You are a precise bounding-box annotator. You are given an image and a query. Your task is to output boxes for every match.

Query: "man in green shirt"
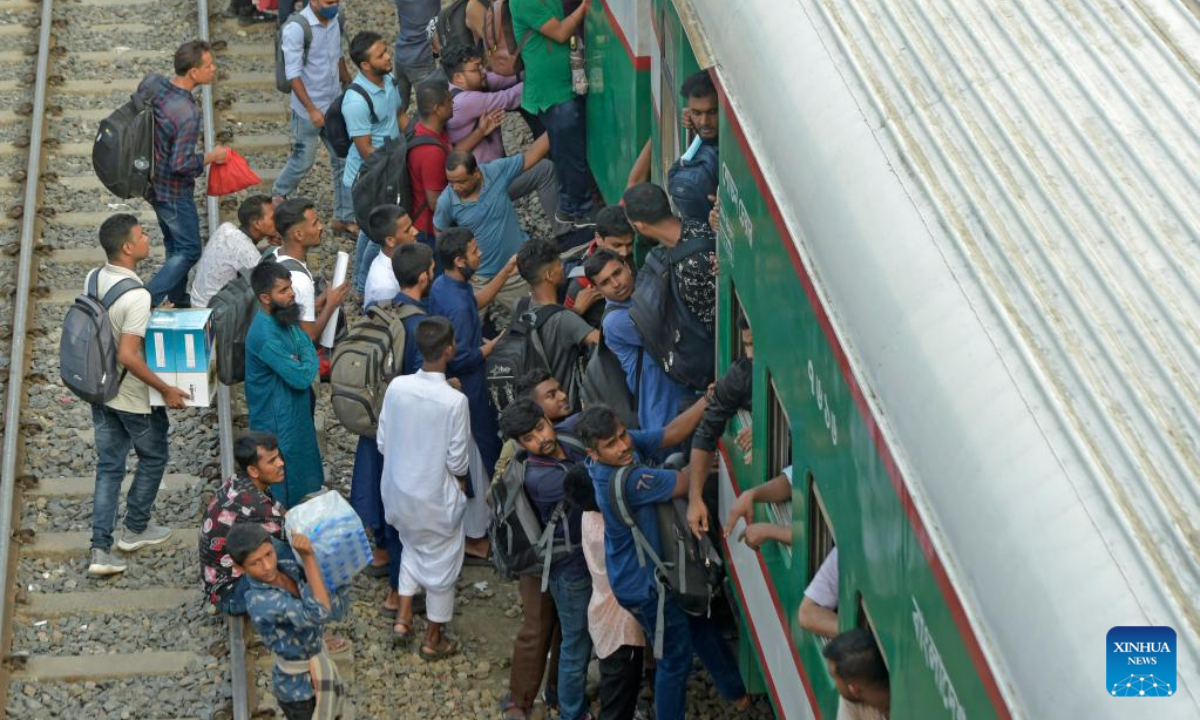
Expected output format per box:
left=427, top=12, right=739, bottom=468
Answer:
left=511, top=0, right=595, bottom=228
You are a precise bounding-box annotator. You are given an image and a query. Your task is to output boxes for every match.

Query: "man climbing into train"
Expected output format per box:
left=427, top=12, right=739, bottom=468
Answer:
left=668, top=70, right=721, bottom=224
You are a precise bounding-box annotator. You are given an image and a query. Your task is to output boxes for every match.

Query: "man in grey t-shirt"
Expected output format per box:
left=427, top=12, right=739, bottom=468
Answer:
left=393, top=0, right=440, bottom=106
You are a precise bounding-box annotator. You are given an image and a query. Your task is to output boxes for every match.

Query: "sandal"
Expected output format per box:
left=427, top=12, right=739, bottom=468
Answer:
left=324, top=634, right=351, bottom=656
left=392, top=617, right=415, bottom=647
left=364, top=562, right=389, bottom=578
left=418, top=636, right=458, bottom=661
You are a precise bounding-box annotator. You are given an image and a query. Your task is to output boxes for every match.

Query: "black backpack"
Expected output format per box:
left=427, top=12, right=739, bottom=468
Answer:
left=609, top=464, right=723, bottom=658
left=59, top=269, right=145, bottom=404
left=580, top=338, right=639, bottom=429
left=92, top=81, right=157, bottom=201
left=487, top=432, right=585, bottom=589
left=322, top=85, right=373, bottom=159
left=666, top=142, right=719, bottom=223
left=485, top=302, right=579, bottom=415
left=275, top=14, right=312, bottom=94
left=435, top=0, right=479, bottom=53
left=628, top=238, right=716, bottom=392
left=207, top=268, right=258, bottom=385
left=351, top=130, right=445, bottom=238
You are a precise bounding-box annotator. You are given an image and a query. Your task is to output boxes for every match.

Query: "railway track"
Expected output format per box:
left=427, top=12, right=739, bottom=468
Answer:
left=0, top=1, right=289, bottom=717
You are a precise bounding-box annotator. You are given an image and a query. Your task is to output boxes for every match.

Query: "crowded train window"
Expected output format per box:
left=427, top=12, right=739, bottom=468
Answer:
left=807, top=472, right=836, bottom=584
left=730, top=288, right=747, bottom=361
left=764, top=375, right=793, bottom=561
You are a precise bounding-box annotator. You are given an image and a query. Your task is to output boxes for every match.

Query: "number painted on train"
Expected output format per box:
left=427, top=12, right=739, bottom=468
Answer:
left=807, top=360, right=839, bottom=446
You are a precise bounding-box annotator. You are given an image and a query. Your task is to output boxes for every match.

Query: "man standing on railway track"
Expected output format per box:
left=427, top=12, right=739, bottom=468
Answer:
left=244, top=261, right=324, bottom=508
left=273, top=0, right=358, bottom=240
left=138, top=40, right=231, bottom=308
left=87, top=214, right=189, bottom=577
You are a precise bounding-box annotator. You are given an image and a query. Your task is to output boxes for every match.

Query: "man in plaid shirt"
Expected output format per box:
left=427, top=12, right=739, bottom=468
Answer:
left=136, top=40, right=231, bottom=307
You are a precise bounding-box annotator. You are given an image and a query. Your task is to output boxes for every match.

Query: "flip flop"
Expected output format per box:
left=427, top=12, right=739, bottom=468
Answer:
left=392, top=617, right=415, bottom=647
left=325, top=634, right=352, bottom=657
left=380, top=604, right=398, bottom=619
left=418, top=636, right=458, bottom=662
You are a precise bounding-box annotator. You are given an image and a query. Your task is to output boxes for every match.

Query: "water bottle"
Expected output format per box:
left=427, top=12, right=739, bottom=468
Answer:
left=570, top=37, right=588, bottom=96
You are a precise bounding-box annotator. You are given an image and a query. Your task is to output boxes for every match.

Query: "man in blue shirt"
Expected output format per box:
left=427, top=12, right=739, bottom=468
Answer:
left=343, top=31, right=406, bottom=295
left=584, top=250, right=685, bottom=449
left=435, top=137, right=551, bottom=330
left=575, top=404, right=749, bottom=720
left=429, top=228, right=517, bottom=479
left=348, top=243, right=432, bottom=630
left=498, top=399, right=593, bottom=720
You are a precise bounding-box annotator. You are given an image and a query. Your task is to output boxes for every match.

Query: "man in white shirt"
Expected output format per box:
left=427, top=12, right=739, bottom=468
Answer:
left=361, top=204, right=419, bottom=309
left=824, top=629, right=891, bottom=720
left=799, top=548, right=839, bottom=638
left=267, top=198, right=349, bottom=342
left=272, top=0, right=357, bottom=236
left=378, top=317, right=470, bottom=661
left=87, top=214, right=190, bottom=577
left=190, top=195, right=277, bottom=308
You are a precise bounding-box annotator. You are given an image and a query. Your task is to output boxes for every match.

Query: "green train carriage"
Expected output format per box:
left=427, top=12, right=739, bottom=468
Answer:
left=582, top=0, right=1200, bottom=718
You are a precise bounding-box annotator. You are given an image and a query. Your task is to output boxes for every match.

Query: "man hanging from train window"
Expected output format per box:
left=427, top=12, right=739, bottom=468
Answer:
left=668, top=70, right=721, bottom=224
left=824, top=628, right=891, bottom=720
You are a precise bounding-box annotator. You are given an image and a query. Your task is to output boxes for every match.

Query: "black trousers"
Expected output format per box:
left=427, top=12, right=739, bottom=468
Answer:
left=598, top=645, right=645, bottom=720
left=278, top=698, right=315, bottom=720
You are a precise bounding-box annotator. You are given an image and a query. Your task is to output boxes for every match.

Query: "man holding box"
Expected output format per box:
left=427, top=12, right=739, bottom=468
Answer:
left=245, top=261, right=323, bottom=508
left=87, top=214, right=190, bottom=577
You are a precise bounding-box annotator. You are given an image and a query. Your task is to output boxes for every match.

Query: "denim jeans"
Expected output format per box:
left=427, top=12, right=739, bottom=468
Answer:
left=538, top=97, right=593, bottom=217
left=91, top=405, right=169, bottom=552
left=352, top=230, right=380, bottom=295
left=629, top=592, right=746, bottom=720
left=548, top=573, right=593, bottom=720
left=273, top=110, right=353, bottom=223
left=148, top=197, right=202, bottom=306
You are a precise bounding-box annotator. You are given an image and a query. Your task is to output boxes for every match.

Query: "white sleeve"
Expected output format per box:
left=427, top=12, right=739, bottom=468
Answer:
left=282, top=22, right=306, bottom=82
left=445, top=395, right=471, bottom=477
left=290, top=270, right=317, bottom=322
left=804, top=547, right=839, bottom=609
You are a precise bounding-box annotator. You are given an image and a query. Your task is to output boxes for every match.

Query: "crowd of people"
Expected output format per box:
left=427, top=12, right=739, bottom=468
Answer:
left=81, top=2, right=891, bottom=719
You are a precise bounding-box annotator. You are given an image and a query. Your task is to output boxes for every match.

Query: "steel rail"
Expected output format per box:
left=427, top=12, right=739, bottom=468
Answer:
left=195, top=3, right=248, bottom=719
left=0, top=0, right=55, bottom=679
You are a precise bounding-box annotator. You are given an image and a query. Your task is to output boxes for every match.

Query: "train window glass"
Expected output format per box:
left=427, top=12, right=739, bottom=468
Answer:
left=807, top=472, right=835, bottom=584
left=764, top=375, right=793, bottom=562
left=730, top=286, right=746, bottom=361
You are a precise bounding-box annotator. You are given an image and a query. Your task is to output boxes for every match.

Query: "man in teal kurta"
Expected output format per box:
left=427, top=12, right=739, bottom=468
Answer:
left=245, top=260, right=322, bottom=507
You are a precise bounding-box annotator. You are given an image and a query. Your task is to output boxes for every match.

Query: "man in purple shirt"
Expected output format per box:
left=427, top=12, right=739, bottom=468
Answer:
left=137, top=40, right=231, bottom=307
left=440, top=43, right=566, bottom=237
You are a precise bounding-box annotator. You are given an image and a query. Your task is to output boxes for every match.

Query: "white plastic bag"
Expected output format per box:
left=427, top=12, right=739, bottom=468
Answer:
left=285, top=490, right=371, bottom=589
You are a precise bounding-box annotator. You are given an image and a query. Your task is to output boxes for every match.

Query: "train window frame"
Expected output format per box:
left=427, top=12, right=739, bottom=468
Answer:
left=763, top=374, right=793, bottom=564
left=658, top=7, right=680, bottom=178
left=807, top=472, right=835, bottom=585
left=729, top=286, right=746, bottom=361
left=855, top=593, right=890, bottom=672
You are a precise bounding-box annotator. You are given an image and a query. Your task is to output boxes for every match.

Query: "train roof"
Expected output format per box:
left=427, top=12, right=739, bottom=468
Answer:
left=684, top=0, right=1200, bottom=715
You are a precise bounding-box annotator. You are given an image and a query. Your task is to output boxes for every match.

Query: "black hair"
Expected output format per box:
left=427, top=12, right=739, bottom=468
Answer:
left=349, top=31, right=383, bottom=68
left=440, top=42, right=483, bottom=78
left=445, top=149, right=478, bottom=174
left=498, top=398, right=547, bottom=441
left=367, top=204, right=407, bottom=246
left=575, top=405, right=620, bottom=450
left=435, top=227, right=475, bottom=270
left=237, top=194, right=272, bottom=232
left=594, top=206, right=634, bottom=239
left=226, top=522, right=271, bottom=565
left=174, top=40, right=211, bottom=76
left=583, top=248, right=624, bottom=283
left=822, top=629, right=889, bottom=689
left=391, top=243, right=434, bottom=288
left=415, top=316, right=455, bottom=360
left=516, top=238, right=561, bottom=285
left=680, top=69, right=716, bottom=100
left=251, top=260, right=291, bottom=298
left=234, top=431, right=279, bottom=473
left=274, top=197, right=315, bottom=241
left=416, top=78, right=450, bottom=117
left=622, top=183, right=673, bottom=225
left=563, top=464, right=600, bottom=513
left=515, top=369, right=554, bottom=399
left=98, top=213, right=140, bottom=260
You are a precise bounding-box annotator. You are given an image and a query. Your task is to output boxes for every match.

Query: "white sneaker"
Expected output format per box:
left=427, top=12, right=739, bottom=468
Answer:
left=88, top=548, right=127, bottom=576
left=116, top=523, right=172, bottom=552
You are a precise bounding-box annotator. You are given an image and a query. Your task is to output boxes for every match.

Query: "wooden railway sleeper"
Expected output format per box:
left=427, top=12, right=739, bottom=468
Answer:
left=11, top=528, right=33, bottom=546
left=3, top=652, right=29, bottom=672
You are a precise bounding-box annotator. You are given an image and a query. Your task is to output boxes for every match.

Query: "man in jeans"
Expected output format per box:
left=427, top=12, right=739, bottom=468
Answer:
left=273, top=0, right=355, bottom=237
left=88, top=214, right=190, bottom=576
left=511, top=0, right=595, bottom=227
left=499, top=400, right=595, bottom=720
left=137, top=41, right=230, bottom=307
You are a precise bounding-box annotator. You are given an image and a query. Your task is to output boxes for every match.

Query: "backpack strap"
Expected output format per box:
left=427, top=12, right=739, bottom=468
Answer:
left=610, top=465, right=671, bottom=659
left=276, top=257, right=314, bottom=282
left=404, top=134, right=449, bottom=219
left=101, top=277, right=146, bottom=309
left=535, top=500, right=568, bottom=592
left=524, top=304, right=565, bottom=368
left=346, top=84, right=378, bottom=125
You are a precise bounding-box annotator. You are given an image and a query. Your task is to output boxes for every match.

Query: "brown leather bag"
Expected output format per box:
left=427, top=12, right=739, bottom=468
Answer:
left=483, top=0, right=534, bottom=77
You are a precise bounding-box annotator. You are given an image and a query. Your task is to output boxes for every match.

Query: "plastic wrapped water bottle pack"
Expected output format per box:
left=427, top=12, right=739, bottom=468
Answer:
left=285, top=490, right=372, bottom=589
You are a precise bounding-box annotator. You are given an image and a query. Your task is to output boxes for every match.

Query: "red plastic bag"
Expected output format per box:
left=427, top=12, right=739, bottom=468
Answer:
left=206, top=150, right=262, bottom=197
left=257, top=0, right=278, bottom=10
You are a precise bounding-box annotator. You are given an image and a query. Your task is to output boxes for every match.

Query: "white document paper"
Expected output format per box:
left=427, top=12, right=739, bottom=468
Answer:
left=320, top=250, right=349, bottom=349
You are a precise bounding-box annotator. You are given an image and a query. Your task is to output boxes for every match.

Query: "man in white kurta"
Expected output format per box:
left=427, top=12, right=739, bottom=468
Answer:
left=378, top=316, right=469, bottom=659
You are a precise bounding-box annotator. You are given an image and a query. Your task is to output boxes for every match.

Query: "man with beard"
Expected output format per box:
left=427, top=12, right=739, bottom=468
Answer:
left=265, top=198, right=349, bottom=343
left=245, top=261, right=322, bottom=508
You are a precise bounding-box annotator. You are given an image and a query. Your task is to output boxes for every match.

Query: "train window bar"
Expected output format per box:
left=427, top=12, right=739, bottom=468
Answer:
left=764, top=375, right=793, bottom=562
left=807, top=472, right=835, bottom=585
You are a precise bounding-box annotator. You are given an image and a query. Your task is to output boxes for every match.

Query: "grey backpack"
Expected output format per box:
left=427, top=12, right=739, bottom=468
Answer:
left=274, top=15, right=313, bottom=94
left=60, top=269, right=145, bottom=404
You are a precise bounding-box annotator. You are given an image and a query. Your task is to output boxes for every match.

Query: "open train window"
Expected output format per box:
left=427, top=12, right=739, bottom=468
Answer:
left=729, top=286, right=747, bottom=361
left=763, top=375, right=793, bottom=561
left=855, top=594, right=889, bottom=673
left=807, top=472, right=835, bottom=584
